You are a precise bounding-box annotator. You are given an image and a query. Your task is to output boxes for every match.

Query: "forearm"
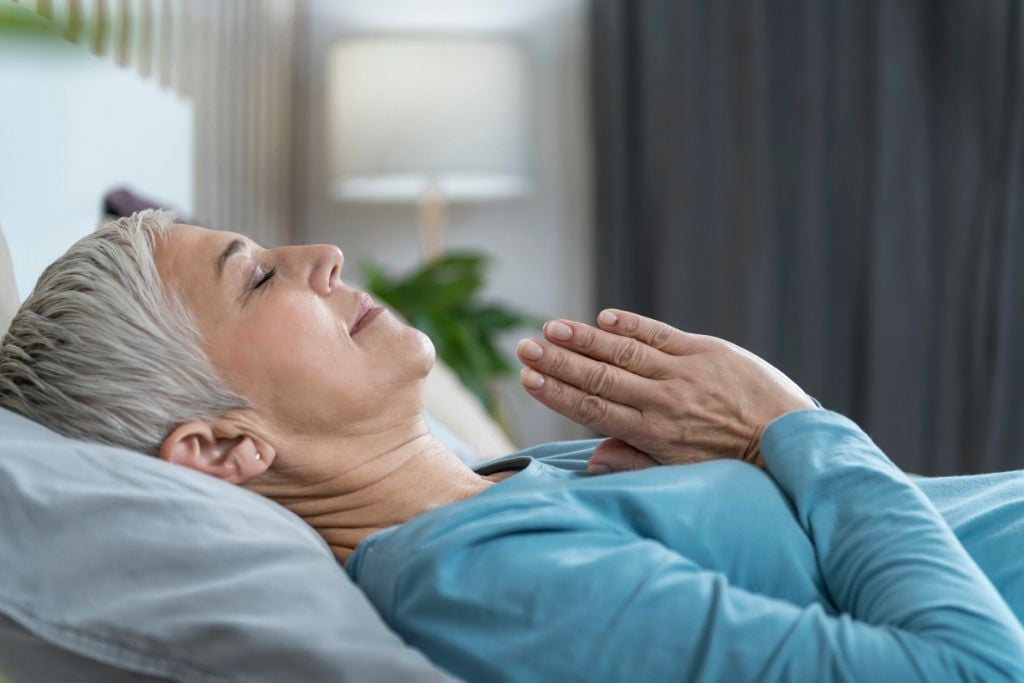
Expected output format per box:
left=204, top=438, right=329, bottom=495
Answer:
left=760, top=410, right=1024, bottom=678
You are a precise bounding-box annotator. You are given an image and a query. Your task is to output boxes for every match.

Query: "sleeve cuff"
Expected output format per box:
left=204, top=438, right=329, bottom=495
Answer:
left=758, top=409, right=895, bottom=512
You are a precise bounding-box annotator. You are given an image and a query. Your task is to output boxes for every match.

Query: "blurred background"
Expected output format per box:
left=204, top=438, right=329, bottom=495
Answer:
left=0, top=0, right=1020, bottom=474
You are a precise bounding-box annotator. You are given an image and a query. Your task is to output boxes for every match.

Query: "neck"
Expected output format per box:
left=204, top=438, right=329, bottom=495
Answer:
left=250, top=416, right=513, bottom=564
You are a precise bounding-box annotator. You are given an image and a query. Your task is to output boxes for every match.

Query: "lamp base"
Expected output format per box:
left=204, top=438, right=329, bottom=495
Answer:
left=418, top=183, right=448, bottom=261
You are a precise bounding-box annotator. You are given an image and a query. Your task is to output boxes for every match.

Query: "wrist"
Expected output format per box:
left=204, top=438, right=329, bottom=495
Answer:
left=740, top=427, right=766, bottom=468
left=745, top=399, right=821, bottom=468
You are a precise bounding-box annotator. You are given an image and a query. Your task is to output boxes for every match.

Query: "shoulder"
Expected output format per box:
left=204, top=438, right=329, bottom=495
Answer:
left=348, top=459, right=626, bottom=594
left=347, top=476, right=709, bottom=682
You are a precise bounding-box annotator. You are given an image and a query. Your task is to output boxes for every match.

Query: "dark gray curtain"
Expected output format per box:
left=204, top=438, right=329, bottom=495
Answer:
left=592, top=0, right=1024, bottom=475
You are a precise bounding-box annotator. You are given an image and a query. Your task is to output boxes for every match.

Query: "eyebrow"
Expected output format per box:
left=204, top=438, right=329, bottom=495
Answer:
left=216, top=238, right=246, bottom=279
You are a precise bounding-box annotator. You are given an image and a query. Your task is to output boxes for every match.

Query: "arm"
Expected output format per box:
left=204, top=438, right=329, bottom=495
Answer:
left=510, top=311, right=1024, bottom=679
left=751, top=409, right=1024, bottom=679
left=396, top=412, right=1023, bottom=682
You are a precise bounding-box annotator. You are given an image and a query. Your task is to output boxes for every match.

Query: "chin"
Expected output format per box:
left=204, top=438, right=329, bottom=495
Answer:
left=400, top=326, right=436, bottom=378
left=414, top=328, right=436, bottom=371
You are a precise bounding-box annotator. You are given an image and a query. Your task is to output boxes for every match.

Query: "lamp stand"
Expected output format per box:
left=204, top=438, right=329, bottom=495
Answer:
left=418, top=181, right=448, bottom=261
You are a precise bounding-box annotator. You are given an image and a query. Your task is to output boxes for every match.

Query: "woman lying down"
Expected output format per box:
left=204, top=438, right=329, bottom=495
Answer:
left=1, top=211, right=1022, bottom=682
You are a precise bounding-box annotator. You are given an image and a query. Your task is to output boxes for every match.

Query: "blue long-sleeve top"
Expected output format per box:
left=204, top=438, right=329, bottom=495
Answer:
left=346, top=410, right=1024, bottom=681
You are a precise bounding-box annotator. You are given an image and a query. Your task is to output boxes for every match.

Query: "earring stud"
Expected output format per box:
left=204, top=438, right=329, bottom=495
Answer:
left=254, top=452, right=262, bottom=461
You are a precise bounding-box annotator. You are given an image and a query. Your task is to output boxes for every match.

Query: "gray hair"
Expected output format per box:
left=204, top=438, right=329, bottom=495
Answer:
left=0, top=210, right=248, bottom=455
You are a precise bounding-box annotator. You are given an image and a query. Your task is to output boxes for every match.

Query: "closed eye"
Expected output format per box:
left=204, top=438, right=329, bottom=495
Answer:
left=253, top=267, right=276, bottom=290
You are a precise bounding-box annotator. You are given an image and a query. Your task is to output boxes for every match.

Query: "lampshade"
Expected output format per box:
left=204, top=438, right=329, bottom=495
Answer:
left=327, top=36, right=530, bottom=202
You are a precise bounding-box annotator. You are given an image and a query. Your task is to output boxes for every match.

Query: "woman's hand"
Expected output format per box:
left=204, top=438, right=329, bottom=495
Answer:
left=516, top=309, right=817, bottom=473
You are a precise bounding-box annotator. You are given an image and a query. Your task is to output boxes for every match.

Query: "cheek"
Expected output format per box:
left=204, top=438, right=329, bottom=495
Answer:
left=215, top=302, right=352, bottom=403
left=262, top=309, right=352, bottom=385
left=210, top=301, right=434, bottom=432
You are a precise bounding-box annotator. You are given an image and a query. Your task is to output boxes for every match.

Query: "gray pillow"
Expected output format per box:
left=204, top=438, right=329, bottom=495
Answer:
left=0, top=407, right=457, bottom=683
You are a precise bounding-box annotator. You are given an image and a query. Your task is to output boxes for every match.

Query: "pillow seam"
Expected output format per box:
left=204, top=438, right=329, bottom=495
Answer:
left=0, top=597, right=239, bottom=683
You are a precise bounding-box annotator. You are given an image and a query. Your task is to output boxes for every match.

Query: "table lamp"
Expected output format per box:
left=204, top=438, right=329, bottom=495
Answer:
left=327, top=36, right=530, bottom=259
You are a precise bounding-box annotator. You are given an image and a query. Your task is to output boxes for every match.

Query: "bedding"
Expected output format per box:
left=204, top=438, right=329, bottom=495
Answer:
left=0, top=612, right=169, bottom=683
left=0, top=405, right=457, bottom=682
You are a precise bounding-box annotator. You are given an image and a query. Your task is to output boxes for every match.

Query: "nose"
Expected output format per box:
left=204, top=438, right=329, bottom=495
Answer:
left=309, top=244, right=345, bottom=296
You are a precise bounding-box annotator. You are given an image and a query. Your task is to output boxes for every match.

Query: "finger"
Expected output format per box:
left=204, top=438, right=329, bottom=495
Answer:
left=594, top=309, right=701, bottom=356
left=540, top=319, right=670, bottom=379
left=587, top=438, right=659, bottom=475
left=516, top=337, right=659, bottom=406
left=519, top=368, right=644, bottom=441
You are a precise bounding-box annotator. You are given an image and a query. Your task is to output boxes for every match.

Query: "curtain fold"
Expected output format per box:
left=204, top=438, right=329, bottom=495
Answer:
left=592, top=0, right=1023, bottom=474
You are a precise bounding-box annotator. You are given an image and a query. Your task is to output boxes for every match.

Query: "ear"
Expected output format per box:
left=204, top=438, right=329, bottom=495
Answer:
left=159, top=419, right=273, bottom=484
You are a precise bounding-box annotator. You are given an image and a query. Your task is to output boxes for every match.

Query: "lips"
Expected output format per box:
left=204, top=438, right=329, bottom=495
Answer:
left=349, top=293, right=378, bottom=336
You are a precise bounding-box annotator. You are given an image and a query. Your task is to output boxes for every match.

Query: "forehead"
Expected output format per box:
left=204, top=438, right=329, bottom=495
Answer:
left=154, top=225, right=229, bottom=280
left=153, top=224, right=241, bottom=301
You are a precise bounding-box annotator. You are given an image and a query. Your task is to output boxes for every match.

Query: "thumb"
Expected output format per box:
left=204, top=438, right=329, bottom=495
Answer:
left=587, top=438, right=659, bottom=475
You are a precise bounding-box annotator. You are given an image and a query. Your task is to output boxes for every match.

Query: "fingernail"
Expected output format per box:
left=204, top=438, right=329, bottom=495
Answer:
left=545, top=321, right=573, bottom=341
left=598, top=310, right=618, bottom=326
left=587, top=463, right=611, bottom=475
left=520, top=367, right=546, bottom=389
left=516, top=338, right=543, bottom=360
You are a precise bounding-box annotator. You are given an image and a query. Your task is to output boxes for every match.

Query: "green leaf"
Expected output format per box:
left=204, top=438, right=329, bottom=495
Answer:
left=469, top=304, right=530, bottom=331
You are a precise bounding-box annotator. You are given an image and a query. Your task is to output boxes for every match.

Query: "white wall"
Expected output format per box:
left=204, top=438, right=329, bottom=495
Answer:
left=0, top=11, right=192, bottom=299
left=294, top=0, right=594, bottom=445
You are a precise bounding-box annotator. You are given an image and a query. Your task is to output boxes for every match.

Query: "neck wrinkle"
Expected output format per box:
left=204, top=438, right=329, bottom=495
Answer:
left=260, top=427, right=501, bottom=565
